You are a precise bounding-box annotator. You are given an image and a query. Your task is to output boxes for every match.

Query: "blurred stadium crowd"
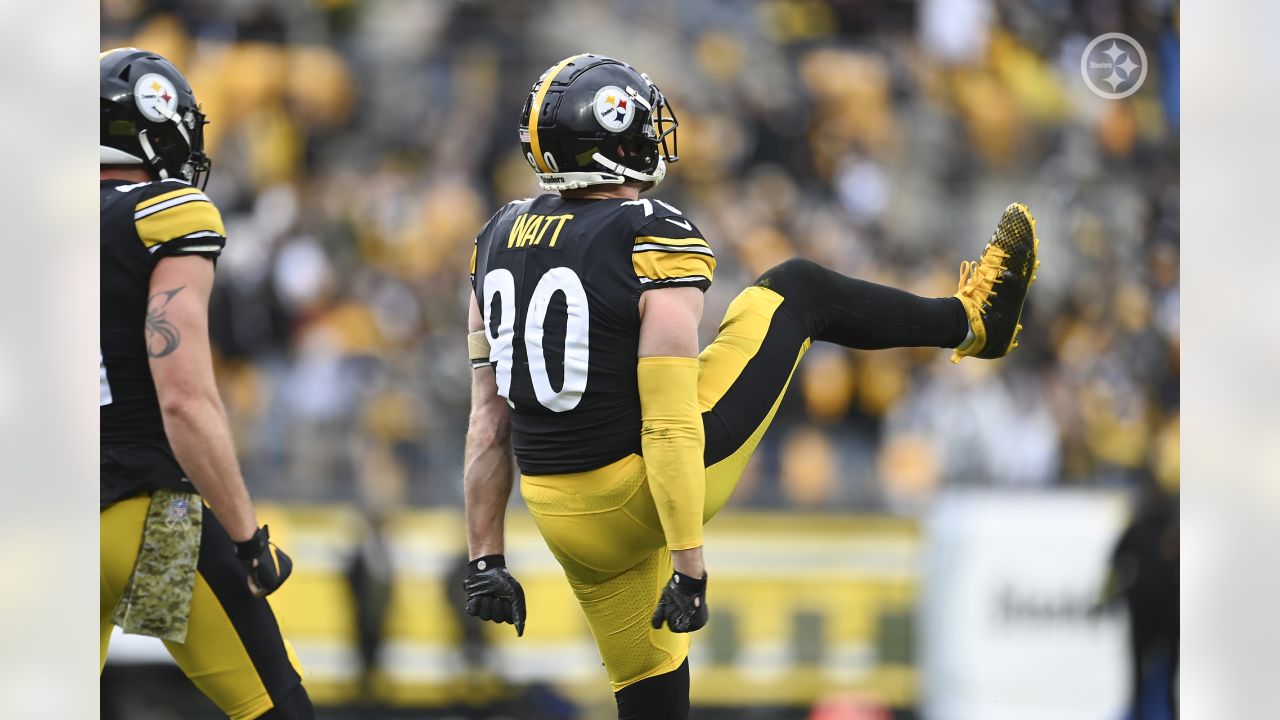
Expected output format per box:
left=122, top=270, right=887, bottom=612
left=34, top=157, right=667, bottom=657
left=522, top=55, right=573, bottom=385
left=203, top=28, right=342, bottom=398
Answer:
left=101, top=0, right=1180, bottom=513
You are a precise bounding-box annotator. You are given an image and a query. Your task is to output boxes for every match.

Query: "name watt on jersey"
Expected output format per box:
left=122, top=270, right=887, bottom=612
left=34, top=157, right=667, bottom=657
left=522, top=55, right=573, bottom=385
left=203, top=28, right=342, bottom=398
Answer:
left=507, top=212, right=575, bottom=249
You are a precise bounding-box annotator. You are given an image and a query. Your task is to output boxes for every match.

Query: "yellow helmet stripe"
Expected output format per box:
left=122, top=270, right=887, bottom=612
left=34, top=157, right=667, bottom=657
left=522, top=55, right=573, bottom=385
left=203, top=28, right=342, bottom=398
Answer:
left=528, top=54, right=588, bottom=173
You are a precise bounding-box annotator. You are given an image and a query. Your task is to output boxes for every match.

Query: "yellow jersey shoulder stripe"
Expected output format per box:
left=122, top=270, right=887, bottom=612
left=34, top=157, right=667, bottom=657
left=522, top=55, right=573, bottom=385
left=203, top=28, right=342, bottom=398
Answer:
left=135, top=198, right=226, bottom=249
left=633, top=249, right=716, bottom=284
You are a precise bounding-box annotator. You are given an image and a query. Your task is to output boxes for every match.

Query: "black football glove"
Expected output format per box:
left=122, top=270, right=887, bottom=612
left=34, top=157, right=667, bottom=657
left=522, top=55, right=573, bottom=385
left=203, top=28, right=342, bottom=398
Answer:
left=651, top=570, right=708, bottom=633
left=234, top=525, right=293, bottom=597
left=463, top=554, right=526, bottom=637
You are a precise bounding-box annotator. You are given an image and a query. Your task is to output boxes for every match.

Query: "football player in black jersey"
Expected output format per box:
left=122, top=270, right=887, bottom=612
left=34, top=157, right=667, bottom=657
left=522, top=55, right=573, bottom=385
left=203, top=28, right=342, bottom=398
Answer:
left=462, top=54, right=1039, bottom=719
left=99, top=48, right=313, bottom=719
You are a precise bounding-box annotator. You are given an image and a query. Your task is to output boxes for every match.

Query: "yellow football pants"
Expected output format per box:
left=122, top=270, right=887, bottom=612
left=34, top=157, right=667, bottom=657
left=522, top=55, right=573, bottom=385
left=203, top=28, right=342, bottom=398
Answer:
left=522, top=285, right=812, bottom=691
left=101, top=494, right=305, bottom=719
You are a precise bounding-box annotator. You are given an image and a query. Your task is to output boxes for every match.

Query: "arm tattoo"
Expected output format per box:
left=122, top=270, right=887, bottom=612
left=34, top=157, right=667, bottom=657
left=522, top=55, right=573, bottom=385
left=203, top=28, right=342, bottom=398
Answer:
left=145, top=286, right=185, bottom=358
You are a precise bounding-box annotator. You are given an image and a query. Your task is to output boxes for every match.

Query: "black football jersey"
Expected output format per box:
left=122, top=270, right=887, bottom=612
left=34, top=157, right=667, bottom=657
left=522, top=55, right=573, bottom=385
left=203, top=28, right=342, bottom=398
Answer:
left=100, top=178, right=227, bottom=508
left=471, top=193, right=715, bottom=475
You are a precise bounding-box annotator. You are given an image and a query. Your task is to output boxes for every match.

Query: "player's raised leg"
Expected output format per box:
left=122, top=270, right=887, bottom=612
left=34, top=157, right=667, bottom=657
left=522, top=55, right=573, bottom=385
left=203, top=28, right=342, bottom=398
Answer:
left=700, top=202, right=1041, bottom=518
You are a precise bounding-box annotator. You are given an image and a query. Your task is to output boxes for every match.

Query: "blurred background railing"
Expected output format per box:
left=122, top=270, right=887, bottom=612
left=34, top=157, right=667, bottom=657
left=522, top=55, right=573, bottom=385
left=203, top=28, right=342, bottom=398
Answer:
left=108, top=508, right=921, bottom=715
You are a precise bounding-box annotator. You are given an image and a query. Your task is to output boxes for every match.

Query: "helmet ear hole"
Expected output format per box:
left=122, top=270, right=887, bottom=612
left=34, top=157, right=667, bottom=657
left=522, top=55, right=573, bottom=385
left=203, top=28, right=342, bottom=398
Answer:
left=540, top=91, right=563, bottom=123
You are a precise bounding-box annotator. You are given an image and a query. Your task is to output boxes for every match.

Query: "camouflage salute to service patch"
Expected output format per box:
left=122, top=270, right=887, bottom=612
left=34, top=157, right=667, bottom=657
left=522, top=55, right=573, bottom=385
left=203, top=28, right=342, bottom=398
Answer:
left=111, top=488, right=202, bottom=643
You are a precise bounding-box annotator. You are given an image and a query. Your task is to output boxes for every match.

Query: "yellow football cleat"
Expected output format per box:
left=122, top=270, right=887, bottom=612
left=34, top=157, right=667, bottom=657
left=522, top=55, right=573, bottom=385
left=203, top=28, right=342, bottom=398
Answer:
left=950, top=202, right=1040, bottom=363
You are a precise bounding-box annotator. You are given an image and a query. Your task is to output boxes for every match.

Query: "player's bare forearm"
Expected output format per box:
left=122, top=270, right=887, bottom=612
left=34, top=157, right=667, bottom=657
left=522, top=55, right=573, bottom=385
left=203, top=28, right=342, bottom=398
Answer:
left=464, top=292, right=515, bottom=559
left=148, top=255, right=258, bottom=543
left=464, top=366, right=514, bottom=559
left=461, top=378, right=525, bottom=637
left=162, top=395, right=258, bottom=541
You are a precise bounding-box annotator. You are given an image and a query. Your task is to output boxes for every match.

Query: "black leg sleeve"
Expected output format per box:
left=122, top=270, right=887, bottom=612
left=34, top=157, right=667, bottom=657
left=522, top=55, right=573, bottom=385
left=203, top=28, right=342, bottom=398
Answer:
left=614, top=659, right=690, bottom=720
left=254, top=683, right=315, bottom=719
left=755, top=258, right=968, bottom=350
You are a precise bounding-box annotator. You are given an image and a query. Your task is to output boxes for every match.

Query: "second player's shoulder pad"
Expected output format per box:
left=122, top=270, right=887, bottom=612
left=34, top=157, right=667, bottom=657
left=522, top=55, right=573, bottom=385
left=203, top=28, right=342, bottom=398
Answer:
left=625, top=198, right=715, bottom=292
left=129, top=180, right=227, bottom=260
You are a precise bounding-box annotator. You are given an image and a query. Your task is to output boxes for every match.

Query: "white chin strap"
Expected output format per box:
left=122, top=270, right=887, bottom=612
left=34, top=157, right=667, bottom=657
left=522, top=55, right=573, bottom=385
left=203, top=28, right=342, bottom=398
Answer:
left=137, top=129, right=170, bottom=179
left=536, top=155, right=667, bottom=192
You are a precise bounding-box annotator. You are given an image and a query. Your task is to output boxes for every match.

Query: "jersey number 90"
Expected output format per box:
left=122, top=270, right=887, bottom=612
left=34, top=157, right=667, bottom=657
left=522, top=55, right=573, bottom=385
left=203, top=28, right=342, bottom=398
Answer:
left=482, top=267, right=589, bottom=412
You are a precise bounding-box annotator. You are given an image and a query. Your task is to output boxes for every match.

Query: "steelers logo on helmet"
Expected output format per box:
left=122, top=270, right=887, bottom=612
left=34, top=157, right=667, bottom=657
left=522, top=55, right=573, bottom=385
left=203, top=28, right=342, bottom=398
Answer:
left=592, top=85, right=636, bottom=132
left=134, top=72, right=180, bottom=123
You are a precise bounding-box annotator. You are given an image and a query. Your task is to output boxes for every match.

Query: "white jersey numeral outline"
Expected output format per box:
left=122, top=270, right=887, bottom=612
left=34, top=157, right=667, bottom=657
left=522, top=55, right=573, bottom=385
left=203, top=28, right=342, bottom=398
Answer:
left=483, top=267, right=591, bottom=412
left=482, top=269, right=517, bottom=403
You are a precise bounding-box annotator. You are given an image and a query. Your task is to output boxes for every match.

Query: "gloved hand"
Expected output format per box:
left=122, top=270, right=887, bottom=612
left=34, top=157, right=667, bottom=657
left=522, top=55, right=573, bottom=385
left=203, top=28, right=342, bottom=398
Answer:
left=463, top=554, right=526, bottom=637
left=233, top=525, right=293, bottom=598
left=651, top=570, right=708, bottom=633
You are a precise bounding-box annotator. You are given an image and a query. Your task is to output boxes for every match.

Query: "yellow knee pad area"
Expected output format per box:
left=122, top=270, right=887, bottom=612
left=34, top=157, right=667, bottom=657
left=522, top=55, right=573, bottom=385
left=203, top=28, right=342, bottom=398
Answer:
left=567, top=548, right=690, bottom=692
left=522, top=457, right=691, bottom=691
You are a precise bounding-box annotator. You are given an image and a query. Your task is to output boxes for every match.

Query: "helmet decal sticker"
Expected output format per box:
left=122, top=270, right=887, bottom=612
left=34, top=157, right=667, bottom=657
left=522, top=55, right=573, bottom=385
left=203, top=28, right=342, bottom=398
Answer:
left=134, top=73, right=179, bottom=123
left=592, top=85, right=636, bottom=132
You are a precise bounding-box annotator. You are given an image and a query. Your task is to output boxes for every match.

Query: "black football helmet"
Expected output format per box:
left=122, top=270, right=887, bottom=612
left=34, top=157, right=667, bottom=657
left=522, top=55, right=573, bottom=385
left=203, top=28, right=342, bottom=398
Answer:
left=519, top=54, right=678, bottom=192
left=100, top=48, right=210, bottom=188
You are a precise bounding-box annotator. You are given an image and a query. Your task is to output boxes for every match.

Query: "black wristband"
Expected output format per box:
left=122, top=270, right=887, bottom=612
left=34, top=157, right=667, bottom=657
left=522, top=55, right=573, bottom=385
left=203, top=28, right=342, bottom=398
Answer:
left=672, top=570, right=707, bottom=593
left=234, top=526, right=267, bottom=561
left=468, top=554, right=506, bottom=573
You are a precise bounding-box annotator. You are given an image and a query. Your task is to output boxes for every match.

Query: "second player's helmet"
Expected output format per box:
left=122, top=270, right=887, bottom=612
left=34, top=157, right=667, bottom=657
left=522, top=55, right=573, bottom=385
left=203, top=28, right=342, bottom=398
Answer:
left=100, top=48, right=211, bottom=188
left=519, top=54, right=678, bottom=191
